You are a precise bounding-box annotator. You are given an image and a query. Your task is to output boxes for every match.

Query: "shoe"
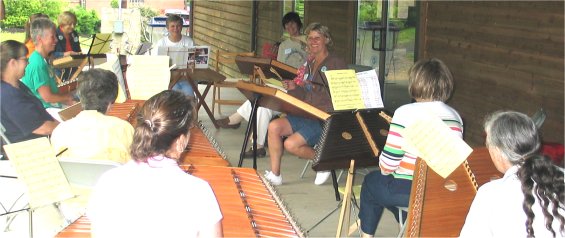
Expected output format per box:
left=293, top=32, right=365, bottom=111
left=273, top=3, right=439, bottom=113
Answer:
left=314, top=171, right=331, bottom=185
left=264, top=170, right=282, bottom=185
left=215, top=117, right=241, bottom=129
left=243, top=147, right=266, bottom=159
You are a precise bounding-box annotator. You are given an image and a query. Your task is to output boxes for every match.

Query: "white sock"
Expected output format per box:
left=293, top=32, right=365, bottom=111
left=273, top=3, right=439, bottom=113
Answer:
left=228, top=113, right=244, bottom=125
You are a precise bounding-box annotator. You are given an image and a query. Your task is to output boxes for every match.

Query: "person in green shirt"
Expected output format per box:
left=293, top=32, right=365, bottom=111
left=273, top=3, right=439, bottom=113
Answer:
left=21, top=18, right=75, bottom=120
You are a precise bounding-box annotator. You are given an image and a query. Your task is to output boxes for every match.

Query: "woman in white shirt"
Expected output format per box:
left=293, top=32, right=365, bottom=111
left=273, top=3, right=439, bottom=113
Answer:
left=153, top=14, right=195, bottom=97
left=88, top=90, right=223, bottom=238
left=460, top=111, right=564, bottom=238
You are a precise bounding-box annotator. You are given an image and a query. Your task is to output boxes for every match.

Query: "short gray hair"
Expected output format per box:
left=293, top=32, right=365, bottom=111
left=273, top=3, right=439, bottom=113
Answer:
left=77, top=69, right=119, bottom=114
left=484, top=111, right=540, bottom=165
left=31, top=18, right=56, bottom=45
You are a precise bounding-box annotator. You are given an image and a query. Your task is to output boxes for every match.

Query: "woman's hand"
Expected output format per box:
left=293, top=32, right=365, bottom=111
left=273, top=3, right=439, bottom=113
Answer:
left=63, top=51, right=81, bottom=57
left=283, top=80, right=296, bottom=90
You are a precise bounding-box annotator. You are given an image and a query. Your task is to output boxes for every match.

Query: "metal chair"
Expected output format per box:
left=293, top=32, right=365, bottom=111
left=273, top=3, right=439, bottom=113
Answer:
left=396, top=206, right=409, bottom=238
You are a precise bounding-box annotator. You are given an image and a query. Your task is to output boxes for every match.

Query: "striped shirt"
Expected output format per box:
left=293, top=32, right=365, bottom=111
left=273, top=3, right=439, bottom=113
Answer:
left=379, top=101, right=463, bottom=180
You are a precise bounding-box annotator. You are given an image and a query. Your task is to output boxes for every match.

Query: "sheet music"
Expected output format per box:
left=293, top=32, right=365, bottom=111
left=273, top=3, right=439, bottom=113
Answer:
left=324, top=69, right=366, bottom=110
left=356, top=69, right=384, bottom=108
left=126, top=55, right=170, bottom=100
left=157, top=45, right=210, bottom=69
left=89, top=33, right=112, bottom=55
left=96, top=54, right=127, bottom=103
left=402, top=112, right=473, bottom=178
left=264, top=78, right=287, bottom=92
left=3, top=138, right=74, bottom=209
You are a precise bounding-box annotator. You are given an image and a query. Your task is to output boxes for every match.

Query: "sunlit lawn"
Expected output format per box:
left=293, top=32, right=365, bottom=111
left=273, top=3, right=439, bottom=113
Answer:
left=1, top=31, right=25, bottom=43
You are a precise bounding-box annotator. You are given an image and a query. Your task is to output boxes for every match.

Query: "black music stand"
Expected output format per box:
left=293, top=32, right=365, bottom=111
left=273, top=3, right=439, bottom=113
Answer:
left=234, top=57, right=298, bottom=169
left=235, top=81, right=330, bottom=170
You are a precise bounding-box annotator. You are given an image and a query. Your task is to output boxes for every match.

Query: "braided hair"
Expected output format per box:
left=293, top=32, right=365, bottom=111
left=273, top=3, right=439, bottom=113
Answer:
left=485, top=111, right=565, bottom=237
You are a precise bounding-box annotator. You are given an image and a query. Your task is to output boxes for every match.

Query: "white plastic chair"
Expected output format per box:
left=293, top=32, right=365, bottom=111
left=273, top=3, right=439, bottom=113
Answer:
left=58, top=158, right=121, bottom=188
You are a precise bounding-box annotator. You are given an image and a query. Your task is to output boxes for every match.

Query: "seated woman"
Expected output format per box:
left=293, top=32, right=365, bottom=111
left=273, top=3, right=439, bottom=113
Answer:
left=88, top=90, right=223, bottom=237
left=215, top=12, right=307, bottom=158
left=50, top=69, right=134, bottom=164
left=53, top=11, right=82, bottom=81
left=21, top=18, right=76, bottom=120
left=264, top=22, right=347, bottom=186
left=152, top=14, right=195, bottom=97
left=460, top=111, right=564, bottom=237
left=23, top=13, right=49, bottom=58
left=1, top=40, right=58, bottom=144
left=358, top=58, right=463, bottom=237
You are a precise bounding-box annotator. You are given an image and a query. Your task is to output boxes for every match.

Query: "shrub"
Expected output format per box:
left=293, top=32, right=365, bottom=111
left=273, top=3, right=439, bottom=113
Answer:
left=2, top=0, right=64, bottom=28
left=70, top=6, right=100, bottom=35
left=359, top=1, right=380, bottom=23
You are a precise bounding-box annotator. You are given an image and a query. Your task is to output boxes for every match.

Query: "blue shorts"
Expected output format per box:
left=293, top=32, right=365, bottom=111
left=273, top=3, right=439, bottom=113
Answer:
left=286, top=115, right=323, bottom=147
left=172, top=80, right=195, bottom=97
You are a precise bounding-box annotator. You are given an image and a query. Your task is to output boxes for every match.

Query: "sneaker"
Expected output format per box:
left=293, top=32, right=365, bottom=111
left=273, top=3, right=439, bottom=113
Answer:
left=264, top=170, right=282, bottom=185
left=314, top=171, right=331, bottom=185
left=243, top=147, right=267, bottom=159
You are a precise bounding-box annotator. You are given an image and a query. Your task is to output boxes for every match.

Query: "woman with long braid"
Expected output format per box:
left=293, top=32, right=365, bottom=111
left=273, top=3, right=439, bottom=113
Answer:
left=460, top=111, right=564, bottom=237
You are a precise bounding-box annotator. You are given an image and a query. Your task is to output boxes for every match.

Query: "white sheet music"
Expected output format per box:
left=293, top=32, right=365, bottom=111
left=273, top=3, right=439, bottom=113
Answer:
left=126, top=55, right=170, bottom=100
left=96, top=54, right=127, bottom=103
left=3, top=138, right=74, bottom=209
left=356, top=69, right=384, bottom=109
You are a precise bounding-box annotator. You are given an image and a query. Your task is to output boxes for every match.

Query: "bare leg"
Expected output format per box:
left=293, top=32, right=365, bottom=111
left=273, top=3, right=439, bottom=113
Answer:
left=267, top=118, right=293, bottom=176
left=284, top=133, right=315, bottom=160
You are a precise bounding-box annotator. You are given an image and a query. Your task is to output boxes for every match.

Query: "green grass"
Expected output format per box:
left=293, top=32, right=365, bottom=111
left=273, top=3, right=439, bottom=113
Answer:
left=398, top=27, right=415, bottom=45
left=0, top=31, right=25, bottom=43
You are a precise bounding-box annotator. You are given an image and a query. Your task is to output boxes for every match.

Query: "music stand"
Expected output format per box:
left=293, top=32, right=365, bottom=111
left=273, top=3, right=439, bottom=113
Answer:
left=235, top=55, right=297, bottom=81
left=235, top=79, right=330, bottom=170
left=54, top=33, right=112, bottom=83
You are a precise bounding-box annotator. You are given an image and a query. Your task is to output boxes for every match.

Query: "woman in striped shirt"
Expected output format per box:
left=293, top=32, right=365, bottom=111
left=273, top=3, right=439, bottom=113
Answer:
left=358, top=58, right=463, bottom=237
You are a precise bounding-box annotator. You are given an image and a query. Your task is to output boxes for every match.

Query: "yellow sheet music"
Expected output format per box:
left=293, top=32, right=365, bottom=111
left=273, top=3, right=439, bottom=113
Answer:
left=126, top=55, right=171, bottom=100
left=3, top=138, right=74, bottom=209
left=402, top=112, right=473, bottom=178
left=324, top=69, right=365, bottom=110
left=90, top=33, right=112, bottom=54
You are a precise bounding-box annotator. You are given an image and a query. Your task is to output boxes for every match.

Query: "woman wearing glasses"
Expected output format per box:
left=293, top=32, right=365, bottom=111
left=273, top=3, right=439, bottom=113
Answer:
left=0, top=40, right=58, bottom=144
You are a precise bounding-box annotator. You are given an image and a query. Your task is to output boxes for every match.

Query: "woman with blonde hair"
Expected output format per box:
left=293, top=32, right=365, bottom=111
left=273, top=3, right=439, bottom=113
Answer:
left=264, top=22, right=347, bottom=186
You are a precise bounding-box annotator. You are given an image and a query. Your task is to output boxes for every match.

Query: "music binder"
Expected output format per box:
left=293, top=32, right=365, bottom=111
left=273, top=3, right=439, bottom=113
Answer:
left=235, top=55, right=297, bottom=81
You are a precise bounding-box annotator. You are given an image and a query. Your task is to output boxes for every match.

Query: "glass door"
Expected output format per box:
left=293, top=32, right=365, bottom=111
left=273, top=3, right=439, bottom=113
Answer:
left=356, top=0, right=417, bottom=112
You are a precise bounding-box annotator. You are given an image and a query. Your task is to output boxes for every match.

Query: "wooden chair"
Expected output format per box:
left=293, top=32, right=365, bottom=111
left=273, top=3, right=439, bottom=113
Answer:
left=212, top=50, right=255, bottom=115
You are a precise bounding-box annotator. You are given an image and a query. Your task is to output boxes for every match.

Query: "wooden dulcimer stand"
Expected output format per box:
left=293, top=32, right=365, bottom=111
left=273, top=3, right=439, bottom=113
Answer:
left=234, top=56, right=307, bottom=169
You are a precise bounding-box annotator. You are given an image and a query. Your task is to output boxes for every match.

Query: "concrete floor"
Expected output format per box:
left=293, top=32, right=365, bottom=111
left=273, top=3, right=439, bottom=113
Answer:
left=195, top=77, right=411, bottom=237
left=0, top=77, right=411, bottom=237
